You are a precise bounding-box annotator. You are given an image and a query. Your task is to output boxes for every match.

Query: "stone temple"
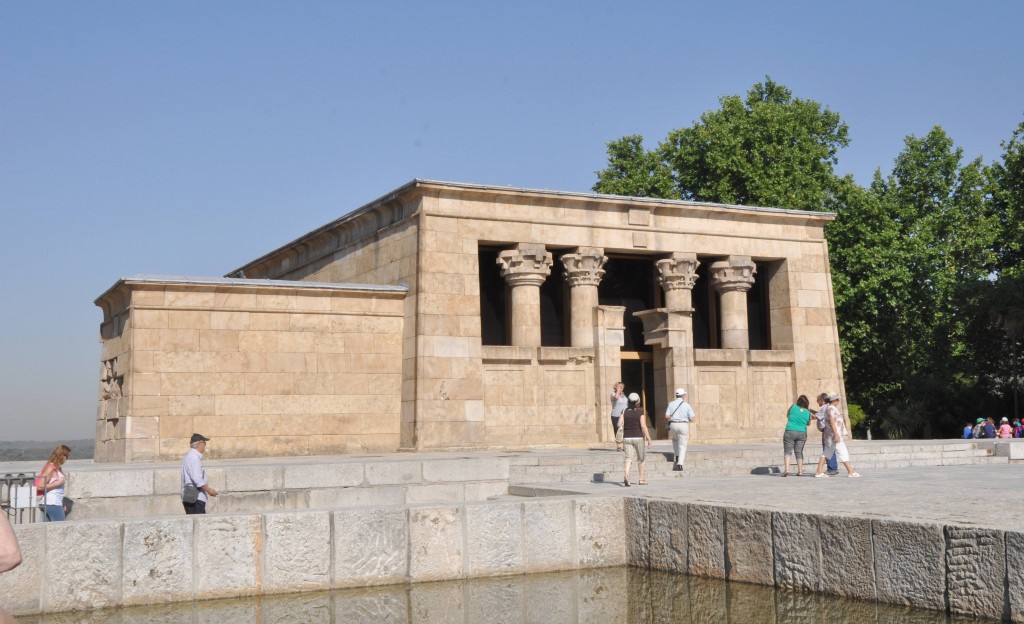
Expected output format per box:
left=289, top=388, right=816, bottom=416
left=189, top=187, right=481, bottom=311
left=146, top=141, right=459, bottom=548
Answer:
left=93, top=180, right=846, bottom=461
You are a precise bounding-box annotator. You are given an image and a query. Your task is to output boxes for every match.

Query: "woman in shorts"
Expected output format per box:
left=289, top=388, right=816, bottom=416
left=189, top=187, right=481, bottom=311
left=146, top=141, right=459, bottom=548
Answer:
left=814, top=394, right=860, bottom=478
left=621, top=393, right=652, bottom=486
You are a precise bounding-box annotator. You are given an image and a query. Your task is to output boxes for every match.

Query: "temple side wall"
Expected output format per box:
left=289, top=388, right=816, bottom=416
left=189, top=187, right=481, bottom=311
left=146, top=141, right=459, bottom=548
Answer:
left=94, top=281, right=406, bottom=461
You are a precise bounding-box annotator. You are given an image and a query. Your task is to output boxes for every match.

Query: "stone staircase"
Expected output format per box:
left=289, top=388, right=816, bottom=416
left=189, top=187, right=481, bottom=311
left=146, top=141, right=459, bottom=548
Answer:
left=507, top=440, right=1007, bottom=486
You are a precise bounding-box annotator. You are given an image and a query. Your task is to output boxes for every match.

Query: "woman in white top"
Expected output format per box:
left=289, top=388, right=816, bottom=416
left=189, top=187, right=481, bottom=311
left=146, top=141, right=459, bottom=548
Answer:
left=37, top=444, right=70, bottom=521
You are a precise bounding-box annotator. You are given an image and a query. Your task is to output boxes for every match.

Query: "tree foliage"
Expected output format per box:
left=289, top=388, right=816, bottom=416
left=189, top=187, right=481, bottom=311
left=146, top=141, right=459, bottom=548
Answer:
left=593, top=79, right=1024, bottom=438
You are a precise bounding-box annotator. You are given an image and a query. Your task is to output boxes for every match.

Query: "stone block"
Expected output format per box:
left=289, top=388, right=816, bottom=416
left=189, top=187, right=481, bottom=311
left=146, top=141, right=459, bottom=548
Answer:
left=309, top=485, right=405, bottom=509
left=263, top=511, right=331, bottom=593
left=122, top=517, right=193, bottom=605
left=725, top=507, right=774, bottom=585
left=333, top=507, right=408, bottom=588
left=364, top=460, right=422, bottom=486
left=465, top=501, right=523, bottom=576
left=873, top=519, right=945, bottom=611
left=405, top=483, right=464, bottom=505
left=333, top=585, right=408, bottom=623
left=44, top=521, right=122, bottom=612
left=423, top=457, right=509, bottom=482
left=522, top=498, right=575, bottom=572
left=408, top=505, right=464, bottom=582
left=944, top=526, right=1006, bottom=620
left=463, top=480, right=508, bottom=501
left=649, top=500, right=687, bottom=573
left=283, top=462, right=363, bottom=489
left=0, top=523, right=43, bottom=615
left=194, top=514, right=261, bottom=599
left=226, top=465, right=284, bottom=492
left=688, top=503, right=726, bottom=579
left=625, top=496, right=649, bottom=568
left=575, top=496, right=626, bottom=568
left=1007, top=530, right=1024, bottom=623
left=71, top=468, right=155, bottom=498
left=819, top=515, right=875, bottom=601
left=773, top=511, right=820, bottom=591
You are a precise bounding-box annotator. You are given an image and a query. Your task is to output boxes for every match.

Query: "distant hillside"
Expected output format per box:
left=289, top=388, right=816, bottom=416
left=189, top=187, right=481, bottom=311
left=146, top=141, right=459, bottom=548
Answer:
left=0, top=439, right=94, bottom=463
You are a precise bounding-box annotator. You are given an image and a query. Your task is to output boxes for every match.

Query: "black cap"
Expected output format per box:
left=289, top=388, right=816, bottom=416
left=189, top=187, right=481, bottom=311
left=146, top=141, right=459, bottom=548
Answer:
left=190, top=433, right=210, bottom=444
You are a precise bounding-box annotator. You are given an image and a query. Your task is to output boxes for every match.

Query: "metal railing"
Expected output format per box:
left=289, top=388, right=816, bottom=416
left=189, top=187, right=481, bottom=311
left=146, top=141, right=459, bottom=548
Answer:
left=1, top=473, right=40, bottom=524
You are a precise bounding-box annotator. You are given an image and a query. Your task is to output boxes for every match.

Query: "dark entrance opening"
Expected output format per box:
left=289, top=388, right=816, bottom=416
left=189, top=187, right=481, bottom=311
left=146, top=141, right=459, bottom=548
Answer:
left=598, top=256, right=659, bottom=353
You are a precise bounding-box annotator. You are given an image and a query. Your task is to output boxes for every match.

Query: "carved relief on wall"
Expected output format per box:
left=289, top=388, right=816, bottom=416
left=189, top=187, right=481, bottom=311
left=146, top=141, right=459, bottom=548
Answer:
left=100, top=358, right=123, bottom=400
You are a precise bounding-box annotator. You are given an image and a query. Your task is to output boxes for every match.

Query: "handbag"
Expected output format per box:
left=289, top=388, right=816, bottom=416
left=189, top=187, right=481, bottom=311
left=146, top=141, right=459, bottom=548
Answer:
left=182, top=484, right=200, bottom=504
left=615, top=425, right=624, bottom=444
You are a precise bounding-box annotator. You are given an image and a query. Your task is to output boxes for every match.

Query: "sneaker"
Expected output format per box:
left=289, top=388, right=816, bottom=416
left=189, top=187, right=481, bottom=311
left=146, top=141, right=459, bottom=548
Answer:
left=814, top=473, right=829, bottom=478
left=848, top=472, right=861, bottom=478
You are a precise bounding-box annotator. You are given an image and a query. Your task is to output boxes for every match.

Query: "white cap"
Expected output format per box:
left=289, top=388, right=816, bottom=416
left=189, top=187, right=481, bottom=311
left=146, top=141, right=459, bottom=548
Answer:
left=627, top=392, right=640, bottom=403
left=1002, top=417, right=1009, bottom=423
left=675, top=388, right=686, bottom=397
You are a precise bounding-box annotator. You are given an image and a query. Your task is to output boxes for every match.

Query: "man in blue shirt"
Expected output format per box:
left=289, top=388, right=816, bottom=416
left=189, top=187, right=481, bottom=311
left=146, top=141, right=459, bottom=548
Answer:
left=664, top=388, right=696, bottom=472
left=181, top=433, right=219, bottom=514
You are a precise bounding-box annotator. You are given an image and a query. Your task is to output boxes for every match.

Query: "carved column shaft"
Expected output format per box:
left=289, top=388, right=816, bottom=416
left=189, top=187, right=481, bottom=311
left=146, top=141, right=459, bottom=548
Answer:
left=497, top=243, right=553, bottom=347
left=710, top=256, right=757, bottom=349
left=561, top=247, right=608, bottom=348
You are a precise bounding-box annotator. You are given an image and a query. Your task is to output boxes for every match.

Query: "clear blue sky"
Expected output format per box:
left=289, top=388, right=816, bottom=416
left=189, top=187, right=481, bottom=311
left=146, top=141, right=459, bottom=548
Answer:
left=2, top=2, right=1022, bottom=441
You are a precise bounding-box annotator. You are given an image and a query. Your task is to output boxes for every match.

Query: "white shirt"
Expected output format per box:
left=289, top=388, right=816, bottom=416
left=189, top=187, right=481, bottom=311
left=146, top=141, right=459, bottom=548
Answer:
left=180, top=448, right=209, bottom=503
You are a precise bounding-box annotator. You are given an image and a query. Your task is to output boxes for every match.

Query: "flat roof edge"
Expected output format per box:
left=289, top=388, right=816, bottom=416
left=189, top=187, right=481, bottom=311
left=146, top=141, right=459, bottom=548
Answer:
left=95, top=274, right=408, bottom=306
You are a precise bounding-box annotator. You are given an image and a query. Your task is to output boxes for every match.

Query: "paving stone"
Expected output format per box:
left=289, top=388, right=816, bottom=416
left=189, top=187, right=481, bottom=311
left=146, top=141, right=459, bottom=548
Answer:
left=773, top=511, right=820, bottom=591
left=873, top=519, right=946, bottom=611
left=333, top=507, right=408, bottom=588
left=725, top=507, right=774, bottom=585
left=688, top=503, right=726, bottom=579
left=122, top=517, right=193, bottom=605
left=819, top=515, right=875, bottom=602
left=648, top=499, right=687, bottom=573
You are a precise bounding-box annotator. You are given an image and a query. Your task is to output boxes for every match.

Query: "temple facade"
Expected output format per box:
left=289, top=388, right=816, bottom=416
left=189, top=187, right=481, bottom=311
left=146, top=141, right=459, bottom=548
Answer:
left=94, top=180, right=846, bottom=461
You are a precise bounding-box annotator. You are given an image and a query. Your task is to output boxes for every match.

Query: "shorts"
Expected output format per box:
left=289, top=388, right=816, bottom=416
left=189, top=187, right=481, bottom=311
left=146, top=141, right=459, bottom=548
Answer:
left=834, top=441, right=850, bottom=463
left=623, top=438, right=645, bottom=463
left=783, top=429, right=807, bottom=460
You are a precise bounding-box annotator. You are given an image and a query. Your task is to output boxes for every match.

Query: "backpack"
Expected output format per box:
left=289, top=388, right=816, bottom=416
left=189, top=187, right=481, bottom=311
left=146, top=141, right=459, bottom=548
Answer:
left=815, top=410, right=827, bottom=432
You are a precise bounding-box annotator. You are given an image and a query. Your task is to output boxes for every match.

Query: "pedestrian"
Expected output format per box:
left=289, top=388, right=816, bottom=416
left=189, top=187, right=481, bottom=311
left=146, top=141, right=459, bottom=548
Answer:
left=782, top=395, right=812, bottom=477
left=664, top=388, right=696, bottom=471
left=814, top=393, right=860, bottom=478
left=621, top=393, right=652, bottom=486
left=0, top=514, right=20, bottom=574
left=998, top=417, right=1013, bottom=439
left=1014, top=420, right=1024, bottom=438
left=181, top=433, right=218, bottom=514
left=973, top=418, right=985, bottom=439
left=813, top=393, right=838, bottom=475
left=984, top=417, right=997, bottom=440
left=35, top=444, right=71, bottom=522
left=962, top=421, right=973, bottom=439
left=610, top=382, right=627, bottom=451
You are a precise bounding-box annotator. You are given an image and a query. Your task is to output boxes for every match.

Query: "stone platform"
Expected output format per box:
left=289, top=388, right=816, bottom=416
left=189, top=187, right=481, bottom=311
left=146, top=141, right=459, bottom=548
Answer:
left=2, top=440, right=1023, bottom=620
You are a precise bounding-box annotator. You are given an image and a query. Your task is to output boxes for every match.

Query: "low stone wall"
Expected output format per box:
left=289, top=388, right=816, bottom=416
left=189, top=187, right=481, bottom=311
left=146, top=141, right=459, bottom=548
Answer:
left=627, top=498, right=1024, bottom=623
left=0, top=496, right=625, bottom=616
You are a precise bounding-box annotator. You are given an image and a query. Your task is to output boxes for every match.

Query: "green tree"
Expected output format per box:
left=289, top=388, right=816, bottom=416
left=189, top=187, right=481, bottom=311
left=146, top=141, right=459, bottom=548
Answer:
left=659, top=76, right=849, bottom=210
left=990, top=119, right=1024, bottom=275
left=592, top=135, right=677, bottom=198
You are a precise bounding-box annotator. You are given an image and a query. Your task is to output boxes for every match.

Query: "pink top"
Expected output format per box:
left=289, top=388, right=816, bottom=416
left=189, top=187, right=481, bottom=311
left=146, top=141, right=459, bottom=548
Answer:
left=998, top=424, right=1013, bottom=438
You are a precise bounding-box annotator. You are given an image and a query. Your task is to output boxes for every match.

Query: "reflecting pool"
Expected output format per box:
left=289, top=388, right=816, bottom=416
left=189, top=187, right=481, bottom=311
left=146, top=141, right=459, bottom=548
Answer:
left=19, top=567, right=999, bottom=623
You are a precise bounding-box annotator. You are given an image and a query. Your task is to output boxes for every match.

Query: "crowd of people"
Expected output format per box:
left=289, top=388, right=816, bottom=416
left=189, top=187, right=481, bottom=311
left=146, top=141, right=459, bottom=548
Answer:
left=964, top=417, right=1023, bottom=439
left=611, top=383, right=695, bottom=486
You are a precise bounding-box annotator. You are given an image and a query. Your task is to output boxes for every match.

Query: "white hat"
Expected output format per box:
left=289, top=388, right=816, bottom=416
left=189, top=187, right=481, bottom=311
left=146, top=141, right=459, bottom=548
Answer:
left=627, top=392, right=640, bottom=403
left=675, top=388, right=686, bottom=397
left=1002, top=417, right=1009, bottom=423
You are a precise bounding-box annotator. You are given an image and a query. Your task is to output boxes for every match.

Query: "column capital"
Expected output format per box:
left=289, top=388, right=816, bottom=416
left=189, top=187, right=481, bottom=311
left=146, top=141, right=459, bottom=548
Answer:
left=710, top=256, right=757, bottom=294
left=497, top=243, right=552, bottom=288
left=657, top=252, right=700, bottom=291
left=561, top=247, right=607, bottom=287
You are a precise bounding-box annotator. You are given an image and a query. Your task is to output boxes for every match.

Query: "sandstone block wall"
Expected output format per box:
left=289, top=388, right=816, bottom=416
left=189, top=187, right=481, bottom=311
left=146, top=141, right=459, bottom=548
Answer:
left=94, top=277, right=406, bottom=461
left=0, top=497, right=627, bottom=617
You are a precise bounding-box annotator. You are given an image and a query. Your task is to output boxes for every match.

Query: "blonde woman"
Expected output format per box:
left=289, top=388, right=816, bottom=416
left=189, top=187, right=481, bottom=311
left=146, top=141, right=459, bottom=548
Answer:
left=36, top=444, right=71, bottom=521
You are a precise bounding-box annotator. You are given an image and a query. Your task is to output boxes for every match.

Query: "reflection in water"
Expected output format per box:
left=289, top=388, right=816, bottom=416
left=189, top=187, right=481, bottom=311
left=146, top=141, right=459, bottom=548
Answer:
left=22, top=567, right=997, bottom=623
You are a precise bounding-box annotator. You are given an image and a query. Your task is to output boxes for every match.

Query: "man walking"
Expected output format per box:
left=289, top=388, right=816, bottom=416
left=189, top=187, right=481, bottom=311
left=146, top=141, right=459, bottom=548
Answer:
left=665, top=388, right=696, bottom=471
left=181, top=433, right=218, bottom=514
left=814, top=393, right=838, bottom=475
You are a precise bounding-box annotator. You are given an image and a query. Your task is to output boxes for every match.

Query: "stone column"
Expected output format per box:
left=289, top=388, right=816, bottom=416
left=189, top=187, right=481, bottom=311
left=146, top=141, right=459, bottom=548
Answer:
left=710, top=256, right=757, bottom=349
left=497, top=243, right=553, bottom=347
left=656, top=253, right=700, bottom=311
left=561, top=247, right=608, bottom=348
